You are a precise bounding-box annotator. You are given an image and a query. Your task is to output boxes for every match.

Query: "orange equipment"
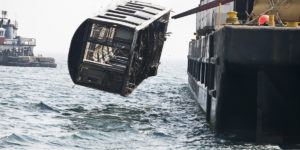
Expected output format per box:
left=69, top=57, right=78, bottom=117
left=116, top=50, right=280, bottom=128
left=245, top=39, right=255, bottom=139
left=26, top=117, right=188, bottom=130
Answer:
left=259, top=15, right=269, bottom=26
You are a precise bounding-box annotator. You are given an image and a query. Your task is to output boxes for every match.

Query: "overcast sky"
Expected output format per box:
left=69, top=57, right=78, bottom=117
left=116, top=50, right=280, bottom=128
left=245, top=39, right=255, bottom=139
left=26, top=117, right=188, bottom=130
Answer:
left=0, top=0, right=198, bottom=60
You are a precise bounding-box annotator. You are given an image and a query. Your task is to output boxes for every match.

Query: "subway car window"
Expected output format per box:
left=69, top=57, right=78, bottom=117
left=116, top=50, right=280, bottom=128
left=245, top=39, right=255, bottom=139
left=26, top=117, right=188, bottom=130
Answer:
left=83, top=23, right=134, bottom=65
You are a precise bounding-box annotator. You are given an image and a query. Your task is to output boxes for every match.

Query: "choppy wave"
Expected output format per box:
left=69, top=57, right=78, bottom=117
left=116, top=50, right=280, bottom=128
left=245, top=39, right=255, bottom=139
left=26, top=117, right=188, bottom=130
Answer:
left=0, top=56, right=281, bottom=149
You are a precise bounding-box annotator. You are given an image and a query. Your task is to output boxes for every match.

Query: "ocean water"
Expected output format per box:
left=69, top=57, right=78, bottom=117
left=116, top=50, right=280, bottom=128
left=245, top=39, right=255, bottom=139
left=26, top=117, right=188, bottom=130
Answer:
left=0, top=55, right=281, bottom=150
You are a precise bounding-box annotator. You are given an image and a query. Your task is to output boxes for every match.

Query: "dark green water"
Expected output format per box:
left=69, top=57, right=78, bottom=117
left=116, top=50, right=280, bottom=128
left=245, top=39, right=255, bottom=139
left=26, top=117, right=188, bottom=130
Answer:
left=0, top=56, right=281, bottom=149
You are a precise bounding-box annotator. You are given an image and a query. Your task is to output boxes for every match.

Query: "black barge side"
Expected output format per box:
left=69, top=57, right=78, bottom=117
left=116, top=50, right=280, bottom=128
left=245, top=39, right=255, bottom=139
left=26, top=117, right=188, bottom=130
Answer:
left=188, top=25, right=300, bottom=143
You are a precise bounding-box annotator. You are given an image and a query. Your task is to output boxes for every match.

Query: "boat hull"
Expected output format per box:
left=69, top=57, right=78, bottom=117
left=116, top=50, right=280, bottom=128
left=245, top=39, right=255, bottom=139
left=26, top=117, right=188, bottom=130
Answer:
left=0, top=56, right=57, bottom=68
left=188, top=25, right=300, bottom=144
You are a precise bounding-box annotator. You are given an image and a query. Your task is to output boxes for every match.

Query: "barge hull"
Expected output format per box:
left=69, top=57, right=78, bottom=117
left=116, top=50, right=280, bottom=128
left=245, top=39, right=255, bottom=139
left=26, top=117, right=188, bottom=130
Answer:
left=188, top=26, right=300, bottom=143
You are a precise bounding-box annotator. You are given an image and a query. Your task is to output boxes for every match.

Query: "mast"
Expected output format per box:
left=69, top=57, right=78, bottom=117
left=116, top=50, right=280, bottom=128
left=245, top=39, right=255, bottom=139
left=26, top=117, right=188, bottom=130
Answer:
left=1, top=11, right=7, bottom=19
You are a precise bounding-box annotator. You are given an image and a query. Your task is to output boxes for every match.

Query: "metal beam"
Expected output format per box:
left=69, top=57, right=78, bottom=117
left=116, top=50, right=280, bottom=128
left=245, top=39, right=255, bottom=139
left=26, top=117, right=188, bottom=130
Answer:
left=172, top=0, right=234, bottom=19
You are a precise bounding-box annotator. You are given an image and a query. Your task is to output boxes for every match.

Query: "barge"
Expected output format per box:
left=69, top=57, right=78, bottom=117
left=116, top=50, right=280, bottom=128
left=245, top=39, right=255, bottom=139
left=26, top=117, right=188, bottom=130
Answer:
left=0, top=11, right=57, bottom=68
left=173, top=0, right=300, bottom=144
left=68, top=1, right=171, bottom=96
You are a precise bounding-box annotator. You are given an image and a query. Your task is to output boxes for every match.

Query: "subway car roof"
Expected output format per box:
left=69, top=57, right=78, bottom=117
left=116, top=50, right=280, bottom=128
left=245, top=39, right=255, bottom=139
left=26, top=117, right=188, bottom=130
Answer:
left=90, top=1, right=171, bottom=30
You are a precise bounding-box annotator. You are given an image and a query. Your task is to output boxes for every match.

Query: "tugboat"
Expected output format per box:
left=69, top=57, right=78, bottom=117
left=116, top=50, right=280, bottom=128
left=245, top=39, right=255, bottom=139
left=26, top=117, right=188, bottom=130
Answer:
left=173, top=0, right=300, bottom=144
left=68, top=1, right=171, bottom=96
left=0, top=11, right=57, bottom=68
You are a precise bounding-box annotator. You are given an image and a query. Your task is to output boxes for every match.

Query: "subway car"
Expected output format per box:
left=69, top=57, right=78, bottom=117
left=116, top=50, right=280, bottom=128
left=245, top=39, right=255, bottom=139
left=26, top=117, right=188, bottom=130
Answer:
left=68, top=1, right=171, bottom=96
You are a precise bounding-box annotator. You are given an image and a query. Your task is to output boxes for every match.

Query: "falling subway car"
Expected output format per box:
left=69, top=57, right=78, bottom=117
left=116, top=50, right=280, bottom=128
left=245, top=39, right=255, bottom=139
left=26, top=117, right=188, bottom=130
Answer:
left=68, top=1, right=171, bottom=96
